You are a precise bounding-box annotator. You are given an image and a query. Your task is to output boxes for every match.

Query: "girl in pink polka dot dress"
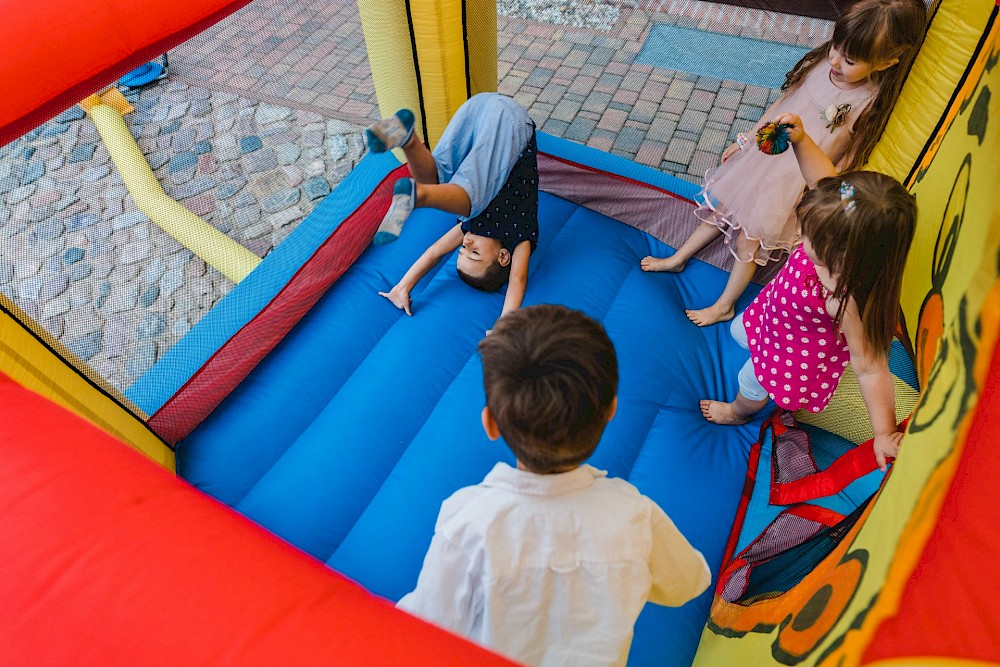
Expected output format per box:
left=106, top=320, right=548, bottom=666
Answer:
left=701, top=114, right=917, bottom=471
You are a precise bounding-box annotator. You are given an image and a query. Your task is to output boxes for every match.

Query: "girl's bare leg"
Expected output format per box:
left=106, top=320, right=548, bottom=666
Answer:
left=641, top=222, right=722, bottom=272
left=686, top=259, right=756, bottom=327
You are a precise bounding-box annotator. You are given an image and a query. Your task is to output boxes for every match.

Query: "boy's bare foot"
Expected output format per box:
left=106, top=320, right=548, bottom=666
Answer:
left=685, top=303, right=735, bottom=327
left=700, top=399, right=750, bottom=425
left=640, top=255, right=686, bottom=272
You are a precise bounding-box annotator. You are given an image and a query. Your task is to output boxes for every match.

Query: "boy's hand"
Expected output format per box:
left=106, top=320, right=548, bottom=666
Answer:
left=873, top=431, right=903, bottom=472
left=379, top=284, right=413, bottom=316
left=773, top=112, right=806, bottom=144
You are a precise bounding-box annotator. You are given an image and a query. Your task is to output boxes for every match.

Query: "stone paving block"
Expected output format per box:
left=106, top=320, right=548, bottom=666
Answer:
left=629, top=101, right=659, bottom=125
left=606, top=61, right=630, bottom=76
left=678, top=109, right=708, bottom=134
left=548, top=41, right=573, bottom=58
left=538, top=84, right=569, bottom=105
left=736, top=100, right=764, bottom=120
left=647, top=116, right=678, bottom=144
left=561, top=69, right=593, bottom=93
left=586, top=132, right=615, bottom=151
left=564, top=48, right=590, bottom=68
left=587, top=47, right=616, bottom=67
left=620, top=70, right=649, bottom=93
left=732, top=118, right=756, bottom=136
left=612, top=89, right=639, bottom=106
left=708, top=107, right=737, bottom=126
left=649, top=69, right=674, bottom=84
left=639, top=81, right=668, bottom=103
left=552, top=99, right=582, bottom=123
left=613, top=126, right=644, bottom=154
left=687, top=89, right=716, bottom=113
left=634, top=140, right=667, bottom=167
left=514, top=90, right=539, bottom=109
left=526, top=67, right=555, bottom=87
left=666, top=136, right=696, bottom=164
left=743, top=85, right=772, bottom=107
left=582, top=91, right=613, bottom=114
left=659, top=98, right=685, bottom=116
left=696, top=128, right=729, bottom=155
left=542, top=118, right=569, bottom=135
left=695, top=76, right=723, bottom=92
left=527, top=108, right=551, bottom=128
left=666, top=79, right=695, bottom=101
left=564, top=117, right=597, bottom=142
left=688, top=150, right=719, bottom=178
left=597, top=108, right=627, bottom=133
left=595, top=72, right=624, bottom=94
left=498, top=76, right=526, bottom=96
left=715, top=87, right=743, bottom=110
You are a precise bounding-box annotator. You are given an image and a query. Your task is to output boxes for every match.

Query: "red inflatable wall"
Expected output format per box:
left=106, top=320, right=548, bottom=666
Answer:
left=0, top=0, right=254, bottom=146
left=0, top=374, right=515, bottom=666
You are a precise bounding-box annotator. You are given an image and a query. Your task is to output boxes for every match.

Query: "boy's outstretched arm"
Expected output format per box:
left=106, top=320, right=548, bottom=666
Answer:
left=499, top=240, right=532, bottom=317
left=774, top=112, right=838, bottom=188
left=379, top=223, right=464, bottom=315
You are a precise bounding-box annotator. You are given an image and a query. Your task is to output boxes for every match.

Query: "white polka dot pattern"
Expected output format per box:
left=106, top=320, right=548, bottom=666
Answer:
left=742, top=246, right=850, bottom=412
left=461, top=132, right=539, bottom=253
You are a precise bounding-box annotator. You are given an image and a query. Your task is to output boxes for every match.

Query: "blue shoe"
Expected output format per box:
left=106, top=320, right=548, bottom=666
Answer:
left=372, top=178, right=415, bottom=245
left=365, top=109, right=415, bottom=153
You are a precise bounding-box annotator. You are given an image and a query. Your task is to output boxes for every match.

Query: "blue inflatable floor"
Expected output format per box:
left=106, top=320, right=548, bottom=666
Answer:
left=179, top=187, right=765, bottom=666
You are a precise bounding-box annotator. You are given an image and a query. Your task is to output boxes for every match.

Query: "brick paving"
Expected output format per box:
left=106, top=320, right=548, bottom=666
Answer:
left=172, top=0, right=832, bottom=183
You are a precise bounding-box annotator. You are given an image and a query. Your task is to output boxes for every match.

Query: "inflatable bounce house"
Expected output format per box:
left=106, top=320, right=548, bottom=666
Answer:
left=1, top=0, right=998, bottom=664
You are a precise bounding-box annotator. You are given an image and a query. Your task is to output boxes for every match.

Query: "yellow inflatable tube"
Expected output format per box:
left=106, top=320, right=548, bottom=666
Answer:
left=88, top=104, right=261, bottom=283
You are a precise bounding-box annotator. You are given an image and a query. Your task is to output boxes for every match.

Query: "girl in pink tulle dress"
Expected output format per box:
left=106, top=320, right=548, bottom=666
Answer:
left=641, top=0, right=926, bottom=328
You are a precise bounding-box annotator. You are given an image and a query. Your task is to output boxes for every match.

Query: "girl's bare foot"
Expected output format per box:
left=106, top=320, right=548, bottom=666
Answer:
left=700, top=399, right=749, bottom=425
left=640, top=255, right=686, bottom=272
left=685, top=303, right=735, bottom=327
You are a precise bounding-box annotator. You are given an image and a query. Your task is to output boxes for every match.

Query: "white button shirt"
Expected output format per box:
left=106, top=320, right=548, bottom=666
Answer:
left=398, top=463, right=711, bottom=666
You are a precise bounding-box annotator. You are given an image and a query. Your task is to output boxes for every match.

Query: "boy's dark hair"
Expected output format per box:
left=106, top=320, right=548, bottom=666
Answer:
left=457, top=260, right=511, bottom=293
left=478, top=304, right=618, bottom=474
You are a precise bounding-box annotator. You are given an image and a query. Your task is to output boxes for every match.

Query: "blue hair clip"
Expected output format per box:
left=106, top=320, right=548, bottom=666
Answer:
left=840, top=180, right=856, bottom=214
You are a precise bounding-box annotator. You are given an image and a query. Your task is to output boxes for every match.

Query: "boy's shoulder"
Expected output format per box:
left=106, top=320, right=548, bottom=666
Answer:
left=435, top=463, right=661, bottom=536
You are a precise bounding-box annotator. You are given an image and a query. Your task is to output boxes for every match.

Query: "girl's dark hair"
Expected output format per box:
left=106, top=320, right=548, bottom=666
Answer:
left=797, top=171, right=916, bottom=354
left=478, top=304, right=618, bottom=474
left=782, top=0, right=927, bottom=171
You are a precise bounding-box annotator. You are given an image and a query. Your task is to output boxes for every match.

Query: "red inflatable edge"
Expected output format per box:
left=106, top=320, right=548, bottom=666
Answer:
left=0, top=374, right=517, bottom=666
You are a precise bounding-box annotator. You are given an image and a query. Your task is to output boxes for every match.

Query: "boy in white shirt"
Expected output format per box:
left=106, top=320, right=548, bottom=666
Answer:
left=397, top=304, right=711, bottom=667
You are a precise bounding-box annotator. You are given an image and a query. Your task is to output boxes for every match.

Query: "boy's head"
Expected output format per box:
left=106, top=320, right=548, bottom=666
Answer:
left=478, top=304, right=618, bottom=474
left=457, top=231, right=511, bottom=292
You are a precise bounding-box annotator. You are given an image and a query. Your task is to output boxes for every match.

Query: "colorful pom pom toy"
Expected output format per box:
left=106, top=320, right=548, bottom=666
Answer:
left=755, top=122, right=791, bottom=155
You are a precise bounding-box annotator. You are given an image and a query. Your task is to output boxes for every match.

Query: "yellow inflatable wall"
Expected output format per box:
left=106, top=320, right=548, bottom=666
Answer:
left=358, top=0, right=497, bottom=147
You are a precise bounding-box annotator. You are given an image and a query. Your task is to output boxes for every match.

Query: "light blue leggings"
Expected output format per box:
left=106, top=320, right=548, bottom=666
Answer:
left=431, top=93, right=534, bottom=220
left=732, top=311, right=769, bottom=401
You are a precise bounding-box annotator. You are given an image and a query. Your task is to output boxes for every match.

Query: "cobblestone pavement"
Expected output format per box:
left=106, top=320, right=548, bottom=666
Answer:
left=0, top=0, right=831, bottom=395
